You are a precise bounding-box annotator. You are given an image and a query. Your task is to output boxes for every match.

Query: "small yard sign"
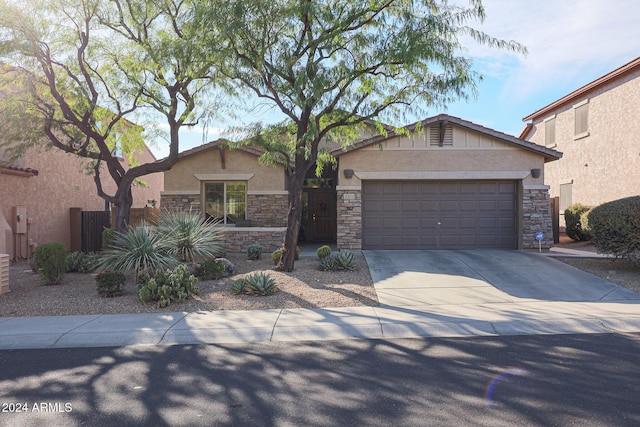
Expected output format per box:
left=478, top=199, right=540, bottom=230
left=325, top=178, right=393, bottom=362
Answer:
left=535, top=231, right=545, bottom=252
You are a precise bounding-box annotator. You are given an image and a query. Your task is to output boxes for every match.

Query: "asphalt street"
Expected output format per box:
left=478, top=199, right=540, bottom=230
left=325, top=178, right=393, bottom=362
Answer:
left=0, top=333, right=639, bottom=427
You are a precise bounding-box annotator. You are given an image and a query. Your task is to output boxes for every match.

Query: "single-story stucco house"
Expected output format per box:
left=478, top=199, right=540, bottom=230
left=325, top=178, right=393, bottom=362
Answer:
left=161, top=114, right=562, bottom=252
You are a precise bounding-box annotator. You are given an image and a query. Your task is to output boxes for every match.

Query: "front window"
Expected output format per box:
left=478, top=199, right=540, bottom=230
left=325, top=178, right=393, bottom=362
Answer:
left=204, top=182, right=246, bottom=224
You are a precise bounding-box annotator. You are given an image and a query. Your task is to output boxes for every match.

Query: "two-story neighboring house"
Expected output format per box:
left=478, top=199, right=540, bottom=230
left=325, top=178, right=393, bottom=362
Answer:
left=521, top=56, right=640, bottom=226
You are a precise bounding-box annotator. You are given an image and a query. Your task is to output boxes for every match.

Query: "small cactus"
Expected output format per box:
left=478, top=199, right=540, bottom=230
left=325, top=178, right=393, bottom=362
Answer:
left=243, top=272, right=278, bottom=296
left=316, top=245, right=332, bottom=259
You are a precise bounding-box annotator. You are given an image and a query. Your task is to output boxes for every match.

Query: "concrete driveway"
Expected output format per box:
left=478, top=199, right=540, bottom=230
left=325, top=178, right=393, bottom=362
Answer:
left=363, top=250, right=640, bottom=307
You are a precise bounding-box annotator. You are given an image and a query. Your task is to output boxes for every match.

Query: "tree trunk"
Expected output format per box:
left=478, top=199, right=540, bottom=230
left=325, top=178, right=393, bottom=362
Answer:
left=280, top=177, right=303, bottom=272
left=112, top=187, right=133, bottom=234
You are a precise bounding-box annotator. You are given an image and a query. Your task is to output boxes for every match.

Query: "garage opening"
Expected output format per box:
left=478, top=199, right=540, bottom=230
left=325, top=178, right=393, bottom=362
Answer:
left=362, top=180, right=517, bottom=250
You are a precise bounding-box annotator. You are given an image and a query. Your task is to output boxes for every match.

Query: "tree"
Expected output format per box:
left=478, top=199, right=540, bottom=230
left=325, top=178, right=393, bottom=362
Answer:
left=202, top=0, right=526, bottom=271
left=0, top=0, right=220, bottom=232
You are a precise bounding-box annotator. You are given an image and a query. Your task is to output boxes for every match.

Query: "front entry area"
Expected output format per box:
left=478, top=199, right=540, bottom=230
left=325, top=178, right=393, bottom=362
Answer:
left=300, top=167, right=337, bottom=243
left=361, top=180, right=517, bottom=250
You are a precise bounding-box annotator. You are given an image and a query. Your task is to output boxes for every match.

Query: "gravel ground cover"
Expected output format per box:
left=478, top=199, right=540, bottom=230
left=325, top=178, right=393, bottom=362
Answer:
left=1, top=255, right=377, bottom=317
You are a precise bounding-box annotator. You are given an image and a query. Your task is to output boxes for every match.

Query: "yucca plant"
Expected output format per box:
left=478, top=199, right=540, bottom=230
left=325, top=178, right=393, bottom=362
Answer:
left=157, top=209, right=224, bottom=262
left=97, top=225, right=178, bottom=280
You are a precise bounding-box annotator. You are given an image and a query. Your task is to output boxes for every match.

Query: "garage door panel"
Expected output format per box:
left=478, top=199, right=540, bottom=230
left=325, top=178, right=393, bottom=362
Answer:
left=362, top=180, right=517, bottom=250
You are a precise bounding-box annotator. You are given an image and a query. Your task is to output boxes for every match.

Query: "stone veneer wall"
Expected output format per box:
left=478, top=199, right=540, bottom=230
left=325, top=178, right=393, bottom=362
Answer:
left=336, top=189, right=362, bottom=250
left=161, top=193, right=288, bottom=227
left=246, top=193, right=288, bottom=227
left=161, top=192, right=287, bottom=253
left=521, top=185, right=553, bottom=249
left=161, top=193, right=201, bottom=214
left=221, top=228, right=286, bottom=253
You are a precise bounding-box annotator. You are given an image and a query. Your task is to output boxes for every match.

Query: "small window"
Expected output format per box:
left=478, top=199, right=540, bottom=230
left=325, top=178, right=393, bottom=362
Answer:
left=429, top=124, right=453, bottom=147
left=574, top=102, right=589, bottom=136
left=544, top=117, right=556, bottom=147
left=204, top=182, right=246, bottom=224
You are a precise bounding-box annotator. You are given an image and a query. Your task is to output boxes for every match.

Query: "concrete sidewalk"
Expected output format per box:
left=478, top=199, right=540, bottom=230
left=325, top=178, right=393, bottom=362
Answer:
left=1, top=301, right=640, bottom=350
left=1, top=248, right=639, bottom=350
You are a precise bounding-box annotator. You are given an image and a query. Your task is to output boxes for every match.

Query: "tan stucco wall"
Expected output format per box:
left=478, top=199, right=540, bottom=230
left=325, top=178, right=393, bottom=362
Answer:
left=526, top=68, right=640, bottom=207
left=163, top=148, right=284, bottom=193
left=338, top=126, right=545, bottom=187
left=0, top=145, right=163, bottom=254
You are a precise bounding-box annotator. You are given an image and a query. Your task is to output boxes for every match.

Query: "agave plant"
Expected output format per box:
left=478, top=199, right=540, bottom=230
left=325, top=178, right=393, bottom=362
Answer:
left=97, top=225, right=178, bottom=280
left=157, top=209, right=225, bottom=263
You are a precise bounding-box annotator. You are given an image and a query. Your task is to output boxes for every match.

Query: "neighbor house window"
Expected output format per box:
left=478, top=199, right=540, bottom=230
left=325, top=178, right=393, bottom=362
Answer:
left=544, top=117, right=556, bottom=147
left=204, top=182, right=246, bottom=224
left=574, top=100, right=589, bottom=137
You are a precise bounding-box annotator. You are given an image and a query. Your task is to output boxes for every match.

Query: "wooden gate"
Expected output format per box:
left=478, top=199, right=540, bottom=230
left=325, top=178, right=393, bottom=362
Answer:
left=70, top=208, right=111, bottom=253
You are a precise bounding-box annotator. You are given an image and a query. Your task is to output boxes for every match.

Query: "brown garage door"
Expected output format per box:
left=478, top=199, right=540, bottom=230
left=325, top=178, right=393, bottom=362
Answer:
left=362, top=181, right=517, bottom=250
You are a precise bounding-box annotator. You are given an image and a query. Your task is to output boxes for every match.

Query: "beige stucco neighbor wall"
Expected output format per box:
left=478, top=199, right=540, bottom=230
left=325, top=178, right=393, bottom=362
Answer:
left=336, top=125, right=552, bottom=250
left=526, top=68, right=640, bottom=209
left=0, top=145, right=163, bottom=257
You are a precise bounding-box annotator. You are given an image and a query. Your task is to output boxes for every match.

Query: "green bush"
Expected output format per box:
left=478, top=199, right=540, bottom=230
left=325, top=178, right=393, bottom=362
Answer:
left=247, top=243, right=262, bottom=260
left=66, top=251, right=98, bottom=273
left=33, top=242, right=67, bottom=285
left=565, top=203, right=593, bottom=241
left=195, top=259, right=227, bottom=280
left=102, top=227, right=116, bottom=250
left=316, top=245, right=332, bottom=259
left=230, top=272, right=278, bottom=296
left=96, top=270, right=126, bottom=297
left=587, top=196, right=640, bottom=263
left=157, top=209, right=224, bottom=262
left=137, top=264, right=199, bottom=308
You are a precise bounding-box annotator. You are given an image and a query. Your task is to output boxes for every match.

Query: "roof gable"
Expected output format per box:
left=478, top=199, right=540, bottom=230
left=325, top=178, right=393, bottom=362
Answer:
left=177, top=138, right=264, bottom=160
left=333, top=114, right=562, bottom=162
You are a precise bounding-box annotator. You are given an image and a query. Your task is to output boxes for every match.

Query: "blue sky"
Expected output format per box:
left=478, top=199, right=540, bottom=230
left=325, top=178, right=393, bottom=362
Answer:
left=150, top=0, right=640, bottom=158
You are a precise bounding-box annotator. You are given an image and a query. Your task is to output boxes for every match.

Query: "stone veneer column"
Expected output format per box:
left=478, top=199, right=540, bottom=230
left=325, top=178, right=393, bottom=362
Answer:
left=336, top=188, right=362, bottom=250
left=521, top=184, right=553, bottom=249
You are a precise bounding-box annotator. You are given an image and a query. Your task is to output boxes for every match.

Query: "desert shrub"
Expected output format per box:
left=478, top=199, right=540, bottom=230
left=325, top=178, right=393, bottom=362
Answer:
left=98, top=225, right=178, bottom=280
left=565, top=203, right=593, bottom=241
left=587, top=196, right=640, bottom=263
left=319, top=250, right=355, bottom=271
left=195, top=259, right=227, bottom=280
left=66, top=251, right=98, bottom=273
left=247, top=243, right=262, bottom=260
left=96, top=270, right=126, bottom=297
left=230, top=272, right=278, bottom=296
left=216, top=257, right=235, bottom=275
left=138, top=264, right=199, bottom=308
left=316, top=245, right=332, bottom=259
left=157, top=209, right=224, bottom=262
left=102, top=227, right=116, bottom=250
left=33, top=242, right=67, bottom=285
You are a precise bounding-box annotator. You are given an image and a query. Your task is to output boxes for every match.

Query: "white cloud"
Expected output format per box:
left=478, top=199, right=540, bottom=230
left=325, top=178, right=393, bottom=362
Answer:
left=465, top=0, right=640, bottom=100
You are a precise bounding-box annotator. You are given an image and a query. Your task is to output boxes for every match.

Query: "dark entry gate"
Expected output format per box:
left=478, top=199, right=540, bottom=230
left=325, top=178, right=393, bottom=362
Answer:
left=70, top=208, right=111, bottom=253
